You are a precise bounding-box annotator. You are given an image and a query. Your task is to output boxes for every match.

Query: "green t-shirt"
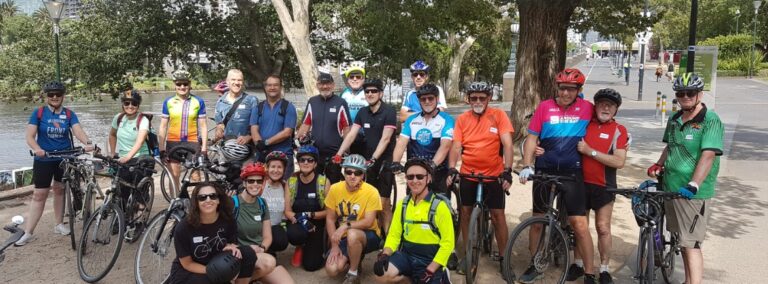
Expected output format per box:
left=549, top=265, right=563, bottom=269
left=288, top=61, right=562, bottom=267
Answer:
left=111, top=113, right=150, bottom=158
left=236, top=196, right=270, bottom=246
left=662, top=105, right=723, bottom=199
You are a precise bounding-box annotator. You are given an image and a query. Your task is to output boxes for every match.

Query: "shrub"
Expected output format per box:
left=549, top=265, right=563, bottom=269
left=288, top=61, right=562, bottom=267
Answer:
left=700, top=34, right=759, bottom=60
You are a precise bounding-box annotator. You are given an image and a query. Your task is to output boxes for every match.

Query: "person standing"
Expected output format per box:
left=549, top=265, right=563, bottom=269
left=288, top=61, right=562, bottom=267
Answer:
left=213, top=69, right=258, bottom=146
left=647, top=73, right=723, bottom=284
left=251, top=75, right=298, bottom=180
left=340, top=62, right=368, bottom=156
left=400, top=60, right=448, bottom=122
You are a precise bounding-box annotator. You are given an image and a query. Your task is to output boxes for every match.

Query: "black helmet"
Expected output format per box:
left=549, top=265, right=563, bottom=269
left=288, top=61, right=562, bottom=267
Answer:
left=416, top=83, right=439, bottom=98
left=43, top=81, right=66, bottom=93
left=404, top=158, right=434, bottom=175
left=466, top=81, right=492, bottom=95
left=121, top=90, right=142, bottom=104
left=206, top=252, right=241, bottom=283
left=593, top=88, right=622, bottom=107
left=362, top=78, right=383, bottom=91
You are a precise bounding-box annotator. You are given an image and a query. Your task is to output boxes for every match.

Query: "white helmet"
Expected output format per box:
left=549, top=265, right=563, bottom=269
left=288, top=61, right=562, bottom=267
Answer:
left=221, top=139, right=251, bottom=161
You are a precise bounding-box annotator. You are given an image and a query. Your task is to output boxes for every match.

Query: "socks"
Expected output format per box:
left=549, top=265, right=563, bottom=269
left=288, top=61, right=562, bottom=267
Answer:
left=575, top=259, right=584, bottom=268
left=348, top=270, right=358, bottom=276
left=600, top=264, right=609, bottom=273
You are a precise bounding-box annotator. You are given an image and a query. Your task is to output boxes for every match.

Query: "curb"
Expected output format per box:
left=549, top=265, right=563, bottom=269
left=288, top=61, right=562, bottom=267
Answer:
left=0, top=186, right=34, bottom=202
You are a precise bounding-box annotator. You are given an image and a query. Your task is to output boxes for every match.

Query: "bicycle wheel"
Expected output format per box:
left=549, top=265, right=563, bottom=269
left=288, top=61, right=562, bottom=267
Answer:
left=65, top=181, right=78, bottom=250
left=465, top=206, right=483, bottom=284
left=126, top=177, right=156, bottom=243
left=502, top=217, right=569, bottom=283
left=77, top=205, right=125, bottom=283
left=159, top=168, right=175, bottom=202
left=482, top=210, right=494, bottom=256
left=660, top=232, right=678, bottom=284
left=135, top=209, right=181, bottom=284
left=637, top=228, right=654, bottom=284
left=82, top=182, right=98, bottom=225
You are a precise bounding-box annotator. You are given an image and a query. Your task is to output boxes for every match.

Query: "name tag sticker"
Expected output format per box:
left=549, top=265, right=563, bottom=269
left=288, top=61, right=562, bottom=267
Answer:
left=308, top=193, right=317, bottom=198
left=421, top=224, right=431, bottom=230
left=59, top=115, right=67, bottom=119
left=685, top=134, right=694, bottom=140
left=254, top=215, right=262, bottom=221
left=599, top=133, right=609, bottom=139
left=237, top=104, right=246, bottom=109
left=352, top=204, right=361, bottom=211
left=329, top=108, right=337, bottom=113
left=193, top=236, right=203, bottom=243
left=550, top=116, right=560, bottom=124
left=490, top=127, right=498, bottom=134
left=364, top=123, right=371, bottom=128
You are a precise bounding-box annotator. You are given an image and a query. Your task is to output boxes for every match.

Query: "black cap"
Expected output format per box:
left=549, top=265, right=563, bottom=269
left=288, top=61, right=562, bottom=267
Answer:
left=362, top=78, right=383, bottom=91
left=317, top=73, right=334, bottom=83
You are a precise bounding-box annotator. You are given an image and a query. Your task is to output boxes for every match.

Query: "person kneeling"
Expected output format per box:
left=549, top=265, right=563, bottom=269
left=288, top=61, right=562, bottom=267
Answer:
left=374, top=159, right=454, bottom=284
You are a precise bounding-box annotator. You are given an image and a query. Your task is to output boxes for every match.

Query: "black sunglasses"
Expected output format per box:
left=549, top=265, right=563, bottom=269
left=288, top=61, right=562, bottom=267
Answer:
left=47, top=93, right=64, bottom=98
left=405, top=174, right=427, bottom=181
left=419, top=96, right=436, bottom=102
left=245, top=178, right=263, bottom=184
left=344, top=169, right=364, bottom=177
left=123, top=101, right=139, bottom=107
left=298, top=157, right=316, bottom=163
left=175, top=82, right=190, bottom=87
left=348, top=75, right=363, bottom=80
left=412, top=72, right=428, bottom=78
left=364, top=89, right=380, bottom=94
left=469, top=96, right=487, bottom=102
left=675, top=91, right=698, bottom=98
left=196, top=193, right=220, bottom=202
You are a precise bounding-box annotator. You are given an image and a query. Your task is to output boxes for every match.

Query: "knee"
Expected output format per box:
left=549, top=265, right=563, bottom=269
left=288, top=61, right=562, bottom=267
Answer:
left=325, top=263, right=342, bottom=277
left=490, top=210, right=506, bottom=222
left=256, top=253, right=276, bottom=272
left=346, top=229, right=365, bottom=244
left=31, top=190, right=49, bottom=202
left=570, top=218, right=590, bottom=235
left=596, top=222, right=611, bottom=237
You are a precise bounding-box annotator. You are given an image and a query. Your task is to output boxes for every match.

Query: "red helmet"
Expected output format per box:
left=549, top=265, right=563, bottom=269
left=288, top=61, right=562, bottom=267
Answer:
left=555, top=68, right=586, bottom=86
left=240, top=162, right=266, bottom=180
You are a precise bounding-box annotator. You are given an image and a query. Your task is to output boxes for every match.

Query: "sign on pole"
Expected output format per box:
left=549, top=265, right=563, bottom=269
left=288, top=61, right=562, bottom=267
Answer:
left=679, top=46, right=718, bottom=108
left=401, top=68, right=413, bottom=100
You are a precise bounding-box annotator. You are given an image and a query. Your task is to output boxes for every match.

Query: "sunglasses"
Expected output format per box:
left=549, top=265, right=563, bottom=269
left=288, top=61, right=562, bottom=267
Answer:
left=418, top=96, right=436, bottom=103
left=175, top=82, right=190, bottom=87
left=47, top=93, right=64, bottom=98
left=557, top=86, right=579, bottom=92
left=298, top=157, right=316, bottom=163
left=196, top=193, right=220, bottom=202
left=469, top=96, right=487, bottom=102
left=344, top=169, right=364, bottom=177
left=364, top=89, right=380, bottom=94
left=245, top=178, right=263, bottom=184
left=412, top=72, right=428, bottom=78
left=123, top=101, right=139, bottom=107
left=406, top=174, right=427, bottom=181
left=675, top=91, right=698, bottom=98
left=348, top=75, right=363, bottom=80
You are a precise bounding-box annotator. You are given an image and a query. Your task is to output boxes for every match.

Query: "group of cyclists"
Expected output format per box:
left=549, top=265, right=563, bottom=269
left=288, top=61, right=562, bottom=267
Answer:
left=16, top=56, right=722, bottom=284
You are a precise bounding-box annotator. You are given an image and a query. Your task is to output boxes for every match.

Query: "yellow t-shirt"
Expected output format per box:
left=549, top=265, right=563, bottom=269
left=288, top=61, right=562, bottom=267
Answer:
left=325, top=181, right=382, bottom=236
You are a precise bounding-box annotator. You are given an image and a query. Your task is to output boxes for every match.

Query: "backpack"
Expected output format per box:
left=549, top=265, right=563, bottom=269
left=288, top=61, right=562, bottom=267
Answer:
left=400, top=193, right=457, bottom=238
left=117, top=112, right=160, bottom=156
left=37, top=106, right=74, bottom=148
left=232, top=195, right=267, bottom=220
left=288, top=174, right=327, bottom=208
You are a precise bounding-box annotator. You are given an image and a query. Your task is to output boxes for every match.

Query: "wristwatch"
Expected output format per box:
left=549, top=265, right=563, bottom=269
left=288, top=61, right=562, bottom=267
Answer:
left=590, top=150, right=598, bottom=158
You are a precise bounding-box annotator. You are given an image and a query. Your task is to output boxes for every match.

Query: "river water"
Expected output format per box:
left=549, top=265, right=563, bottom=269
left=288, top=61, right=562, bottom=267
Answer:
left=0, top=90, right=311, bottom=171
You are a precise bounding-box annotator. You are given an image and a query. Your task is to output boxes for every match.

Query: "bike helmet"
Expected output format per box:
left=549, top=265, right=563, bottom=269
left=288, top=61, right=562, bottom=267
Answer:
left=362, top=78, right=384, bottom=91
left=42, top=81, right=66, bottom=93
left=404, top=158, right=434, bottom=175
left=265, top=151, right=288, bottom=166
left=344, top=62, right=366, bottom=78
left=121, top=90, right=142, bottom=104
left=416, top=83, right=440, bottom=98
left=206, top=252, right=241, bottom=284
left=221, top=139, right=252, bottom=161
left=555, top=68, right=586, bottom=86
left=466, top=81, right=492, bottom=96
left=409, top=60, right=431, bottom=73
left=240, top=162, right=267, bottom=180
left=632, top=180, right=661, bottom=226
left=296, top=145, right=319, bottom=160
left=341, top=154, right=368, bottom=171
left=172, top=69, right=191, bottom=81
left=672, top=72, right=704, bottom=92
left=593, top=88, right=622, bottom=107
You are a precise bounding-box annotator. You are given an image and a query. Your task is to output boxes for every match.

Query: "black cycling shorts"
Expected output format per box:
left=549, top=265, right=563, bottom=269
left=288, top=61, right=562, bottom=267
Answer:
left=532, top=169, right=586, bottom=216
left=367, top=162, right=394, bottom=198
left=33, top=160, right=64, bottom=189
left=459, top=177, right=505, bottom=210
left=167, top=141, right=200, bottom=162
left=584, top=183, right=616, bottom=211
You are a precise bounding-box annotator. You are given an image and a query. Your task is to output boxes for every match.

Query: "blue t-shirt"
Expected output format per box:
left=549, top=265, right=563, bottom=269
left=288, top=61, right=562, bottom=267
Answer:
left=340, top=87, right=367, bottom=121
left=400, top=111, right=454, bottom=167
left=249, top=99, right=298, bottom=153
left=400, top=86, right=448, bottom=113
left=214, top=92, right=259, bottom=137
left=29, top=107, right=80, bottom=162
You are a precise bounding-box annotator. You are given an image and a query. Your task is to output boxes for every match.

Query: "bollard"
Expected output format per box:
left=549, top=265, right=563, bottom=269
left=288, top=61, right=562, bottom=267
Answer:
left=655, top=91, right=661, bottom=118
left=672, top=99, right=678, bottom=113
left=661, top=94, right=667, bottom=125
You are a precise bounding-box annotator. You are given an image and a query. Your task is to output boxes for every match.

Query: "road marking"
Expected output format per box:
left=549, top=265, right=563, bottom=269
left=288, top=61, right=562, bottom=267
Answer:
left=584, top=57, right=598, bottom=82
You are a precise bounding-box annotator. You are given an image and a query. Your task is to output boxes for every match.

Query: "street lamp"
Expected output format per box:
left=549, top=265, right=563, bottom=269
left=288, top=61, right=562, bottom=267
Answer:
left=506, top=22, right=520, bottom=73
left=750, top=1, right=761, bottom=78
left=736, top=9, right=741, bottom=34
left=43, top=0, right=65, bottom=82
left=637, top=0, right=652, bottom=100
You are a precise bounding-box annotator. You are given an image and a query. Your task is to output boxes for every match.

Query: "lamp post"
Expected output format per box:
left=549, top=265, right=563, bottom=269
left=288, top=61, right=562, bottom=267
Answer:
left=750, top=1, right=761, bottom=79
left=638, top=0, right=651, bottom=101
left=736, top=9, right=741, bottom=34
left=506, top=23, right=520, bottom=73
left=43, top=0, right=65, bottom=82
left=502, top=16, right=519, bottom=102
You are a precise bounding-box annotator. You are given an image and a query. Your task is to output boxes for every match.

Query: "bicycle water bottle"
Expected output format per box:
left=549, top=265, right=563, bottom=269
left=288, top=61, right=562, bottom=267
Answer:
left=654, top=230, right=662, bottom=249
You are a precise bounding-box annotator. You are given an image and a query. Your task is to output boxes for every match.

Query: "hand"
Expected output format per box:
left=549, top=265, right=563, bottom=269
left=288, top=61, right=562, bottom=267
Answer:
left=534, top=146, right=545, bottom=157
left=255, top=140, right=267, bottom=151
left=518, top=166, right=534, bottom=184
left=373, top=253, right=390, bottom=276
left=417, top=269, right=435, bottom=284
left=331, top=226, right=346, bottom=245
left=223, top=244, right=242, bottom=259
left=501, top=168, right=513, bottom=190
left=159, top=150, right=168, bottom=162
left=647, top=163, right=663, bottom=178
left=251, top=244, right=265, bottom=254
left=118, top=156, right=131, bottom=164
left=236, top=135, right=250, bottom=145
left=84, top=144, right=95, bottom=152
left=332, top=155, right=343, bottom=164
left=327, top=246, right=342, bottom=263
left=34, top=149, right=46, bottom=158
left=390, top=162, right=404, bottom=173
left=678, top=184, right=698, bottom=199
left=366, top=158, right=376, bottom=167
left=225, top=189, right=237, bottom=197
left=214, top=127, right=224, bottom=141
left=577, top=139, right=590, bottom=155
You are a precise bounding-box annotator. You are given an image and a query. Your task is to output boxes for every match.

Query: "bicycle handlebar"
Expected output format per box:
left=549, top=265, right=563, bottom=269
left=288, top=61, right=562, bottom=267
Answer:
left=513, top=170, right=576, bottom=184
left=29, top=147, right=85, bottom=158
left=606, top=188, right=682, bottom=199
left=453, top=172, right=510, bottom=196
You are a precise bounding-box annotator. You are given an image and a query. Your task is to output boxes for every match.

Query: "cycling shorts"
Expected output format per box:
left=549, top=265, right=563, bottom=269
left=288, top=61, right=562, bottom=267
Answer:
left=167, top=141, right=200, bottom=162
left=33, top=160, right=63, bottom=189
left=459, top=177, right=505, bottom=210
left=367, top=163, right=394, bottom=198
left=532, top=169, right=586, bottom=216
left=584, top=183, right=616, bottom=211
left=389, top=250, right=450, bottom=284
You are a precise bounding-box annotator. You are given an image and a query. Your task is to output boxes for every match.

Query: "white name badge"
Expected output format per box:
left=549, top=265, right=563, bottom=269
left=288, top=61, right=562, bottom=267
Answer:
left=193, top=236, right=203, bottom=243
left=550, top=116, right=560, bottom=124
left=59, top=115, right=67, bottom=119
left=329, top=108, right=337, bottom=113
left=237, top=104, right=246, bottom=109
left=364, top=123, right=371, bottom=128
left=308, top=193, right=317, bottom=198
left=421, top=224, right=431, bottom=230
left=490, top=127, right=498, bottom=134
left=352, top=204, right=361, bottom=211
left=254, top=215, right=262, bottom=221
left=599, top=133, right=609, bottom=139
left=685, top=134, right=694, bottom=140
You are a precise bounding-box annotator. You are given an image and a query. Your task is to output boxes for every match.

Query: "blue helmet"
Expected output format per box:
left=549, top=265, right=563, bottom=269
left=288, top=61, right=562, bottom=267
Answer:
left=410, top=60, right=431, bottom=73
left=297, top=145, right=319, bottom=159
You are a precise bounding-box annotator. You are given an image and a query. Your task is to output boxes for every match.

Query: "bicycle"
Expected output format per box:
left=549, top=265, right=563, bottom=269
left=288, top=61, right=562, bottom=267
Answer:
left=134, top=146, right=230, bottom=284
left=502, top=172, right=575, bottom=284
left=608, top=181, right=682, bottom=284
left=0, top=215, right=24, bottom=265
left=76, top=152, right=156, bottom=283
left=454, top=171, right=506, bottom=284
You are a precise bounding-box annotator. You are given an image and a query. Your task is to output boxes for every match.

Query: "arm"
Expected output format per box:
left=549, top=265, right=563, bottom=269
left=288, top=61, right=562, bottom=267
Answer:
left=578, top=142, right=627, bottom=169
left=178, top=256, right=207, bottom=274
left=690, top=151, right=717, bottom=185
left=370, top=127, right=396, bottom=160
left=312, top=181, right=331, bottom=220
left=284, top=183, right=296, bottom=223
left=250, top=124, right=263, bottom=143
left=399, top=109, right=415, bottom=124
left=522, top=134, right=539, bottom=166
left=261, top=219, right=273, bottom=251
left=122, top=129, right=149, bottom=161
left=265, top=127, right=293, bottom=146
left=70, top=124, right=92, bottom=146
left=108, top=128, right=118, bottom=156
left=501, top=132, right=515, bottom=168
left=382, top=202, right=403, bottom=253
left=335, top=125, right=361, bottom=156
left=655, top=146, right=669, bottom=166
left=447, top=140, right=462, bottom=169
left=26, top=125, right=44, bottom=156
left=296, top=124, right=310, bottom=140
left=198, top=117, right=208, bottom=150
left=433, top=138, right=452, bottom=165
left=350, top=211, right=378, bottom=231
left=325, top=207, right=339, bottom=246
left=430, top=204, right=455, bottom=271
left=391, top=135, right=409, bottom=164
left=158, top=117, right=169, bottom=151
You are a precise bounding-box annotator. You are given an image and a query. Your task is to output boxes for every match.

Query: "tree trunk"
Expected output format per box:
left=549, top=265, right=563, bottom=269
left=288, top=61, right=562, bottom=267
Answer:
left=446, top=36, right=476, bottom=101
left=511, top=0, right=580, bottom=142
left=272, top=0, right=318, bottom=97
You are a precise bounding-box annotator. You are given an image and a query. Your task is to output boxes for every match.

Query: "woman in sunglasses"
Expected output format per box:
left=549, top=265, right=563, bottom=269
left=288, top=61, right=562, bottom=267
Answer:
left=285, top=145, right=330, bottom=271
left=109, top=89, right=151, bottom=163
left=261, top=151, right=291, bottom=255
left=235, top=163, right=295, bottom=283
left=169, top=182, right=257, bottom=284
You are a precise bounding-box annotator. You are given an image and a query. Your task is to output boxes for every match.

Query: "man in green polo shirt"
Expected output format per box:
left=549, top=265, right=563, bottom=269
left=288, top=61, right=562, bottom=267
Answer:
left=647, top=72, right=723, bottom=284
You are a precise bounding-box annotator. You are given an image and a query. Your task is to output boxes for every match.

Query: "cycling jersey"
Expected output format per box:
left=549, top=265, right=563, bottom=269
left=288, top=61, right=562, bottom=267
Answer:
left=340, top=87, right=368, bottom=121
left=111, top=113, right=150, bottom=158
left=527, top=98, right=593, bottom=170
left=581, top=119, right=629, bottom=188
left=301, top=94, right=351, bottom=156
left=29, top=106, right=80, bottom=162
left=384, top=192, right=454, bottom=266
left=400, top=111, right=455, bottom=166
left=214, top=92, right=258, bottom=137
left=353, top=103, right=398, bottom=160
left=161, top=94, right=207, bottom=142
left=453, top=107, right=514, bottom=176
left=401, top=86, right=448, bottom=112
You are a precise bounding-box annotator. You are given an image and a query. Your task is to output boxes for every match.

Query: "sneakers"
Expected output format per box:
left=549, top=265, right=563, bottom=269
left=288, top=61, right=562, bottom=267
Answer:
left=519, top=265, right=542, bottom=283
left=14, top=232, right=35, bottom=246
left=342, top=273, right=359, bottom=284
left=54, top=223, right=71, bottom=236
left=291, top=246, right=303, bottom=267
left=584, top=273, right=597, bottom=284
left=566, top=264, right=585, bottom=281
left=599, top=271, right=614, bottom=284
